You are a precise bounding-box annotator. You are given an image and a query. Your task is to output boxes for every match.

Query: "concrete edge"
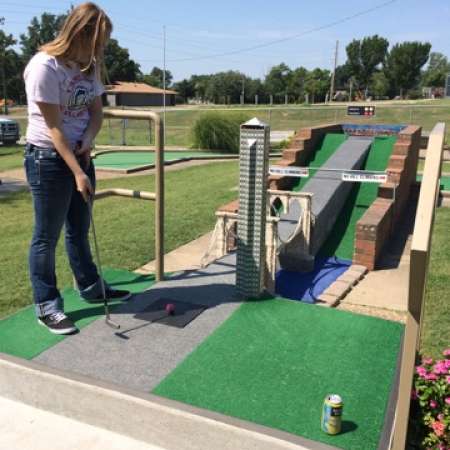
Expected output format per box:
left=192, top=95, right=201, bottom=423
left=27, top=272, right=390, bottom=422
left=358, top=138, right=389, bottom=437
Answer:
left=0, top=352, right=339, bottom=450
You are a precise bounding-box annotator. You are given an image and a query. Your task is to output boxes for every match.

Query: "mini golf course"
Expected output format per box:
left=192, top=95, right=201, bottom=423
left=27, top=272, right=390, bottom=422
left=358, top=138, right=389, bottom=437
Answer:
left=93, top=150, right=235, bottom=172
left=275, top=133, right=397, bottom=302
left=0, top=129, right=405, bottom=450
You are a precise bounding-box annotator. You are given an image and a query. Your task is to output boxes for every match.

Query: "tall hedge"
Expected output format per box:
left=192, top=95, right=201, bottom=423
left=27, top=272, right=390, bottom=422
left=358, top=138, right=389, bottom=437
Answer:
left=191, top=112, right=250, bottom=153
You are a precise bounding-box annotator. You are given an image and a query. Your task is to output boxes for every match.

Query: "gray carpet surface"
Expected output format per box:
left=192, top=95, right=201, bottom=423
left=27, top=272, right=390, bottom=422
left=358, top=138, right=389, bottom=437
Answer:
left=35, top=254, right=240, bottom=392
left=278, top=136, right=373, bottom=269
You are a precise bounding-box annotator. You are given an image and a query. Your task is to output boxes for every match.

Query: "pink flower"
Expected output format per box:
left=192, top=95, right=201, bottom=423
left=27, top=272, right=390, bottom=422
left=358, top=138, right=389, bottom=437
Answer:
left=447, top=376, right=450, bottom=384
left=416, top=366, right=428, bottom=377
left=438, top=413, right=444, bottom=421
left=445, top=397, right=450, bottom=405
left=429, top=400, right=437, bottom=408
left=443, top=349, right=450, bottom=356
left=422, top=357, right=433, bottom=365
left=433, top=361, right=448, bottom=374
left=431, top=420, right=445, bottom=437
left=444, top=359, right=450, bottom=369
left=425, top=373, right=438, bottom=381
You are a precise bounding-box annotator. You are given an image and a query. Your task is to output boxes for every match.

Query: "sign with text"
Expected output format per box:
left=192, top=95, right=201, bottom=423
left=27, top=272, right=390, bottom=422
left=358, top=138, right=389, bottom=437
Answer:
left=342, top=171, right=387, bottom=183
left=347, top=105, right=376, bottom=117
left=269, top=166, right=309, bottom=178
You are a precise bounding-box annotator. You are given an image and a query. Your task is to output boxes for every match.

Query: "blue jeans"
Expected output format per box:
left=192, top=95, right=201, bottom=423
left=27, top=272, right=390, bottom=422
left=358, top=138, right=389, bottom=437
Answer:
left=24, top=144, right=105, bottom=317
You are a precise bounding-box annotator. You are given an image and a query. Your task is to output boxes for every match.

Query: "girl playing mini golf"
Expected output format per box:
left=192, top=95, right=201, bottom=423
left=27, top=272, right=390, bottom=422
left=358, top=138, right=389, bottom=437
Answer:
left=24, top=2, right=130, bottom=335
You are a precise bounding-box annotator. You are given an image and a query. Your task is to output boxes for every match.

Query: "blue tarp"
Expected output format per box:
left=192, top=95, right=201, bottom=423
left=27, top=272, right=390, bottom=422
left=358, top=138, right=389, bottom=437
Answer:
left=275, top=257, right=352, bottom=303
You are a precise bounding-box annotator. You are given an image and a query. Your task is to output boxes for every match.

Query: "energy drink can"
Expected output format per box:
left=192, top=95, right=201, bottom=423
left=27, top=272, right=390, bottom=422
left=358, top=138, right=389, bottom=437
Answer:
left=321, top=394, right=343, bottom=435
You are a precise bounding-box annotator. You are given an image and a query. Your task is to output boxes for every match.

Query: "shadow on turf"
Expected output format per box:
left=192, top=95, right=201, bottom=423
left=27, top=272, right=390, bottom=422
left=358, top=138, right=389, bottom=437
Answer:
left=341, top=420, right=358, bottom=434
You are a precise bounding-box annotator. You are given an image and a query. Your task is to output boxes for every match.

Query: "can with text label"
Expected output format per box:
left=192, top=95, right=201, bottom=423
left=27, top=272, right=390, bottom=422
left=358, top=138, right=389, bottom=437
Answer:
left=321, top=394, right=343, bottom=435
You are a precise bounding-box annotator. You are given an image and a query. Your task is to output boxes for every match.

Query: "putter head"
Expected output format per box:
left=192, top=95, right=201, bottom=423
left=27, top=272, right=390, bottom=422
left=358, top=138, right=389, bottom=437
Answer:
left=106, top=317, right=120, bottom=330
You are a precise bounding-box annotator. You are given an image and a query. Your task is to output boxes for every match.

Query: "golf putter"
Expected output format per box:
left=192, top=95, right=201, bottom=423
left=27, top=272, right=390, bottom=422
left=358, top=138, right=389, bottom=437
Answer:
left=88, top=196, right=120, bottom=330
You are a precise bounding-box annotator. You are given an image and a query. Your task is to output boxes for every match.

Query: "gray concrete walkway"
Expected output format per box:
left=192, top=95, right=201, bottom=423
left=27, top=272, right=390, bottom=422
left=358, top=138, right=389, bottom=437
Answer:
left=0, top=397, right=164, bottom=450
left=35, top=254, right=240, bottom=392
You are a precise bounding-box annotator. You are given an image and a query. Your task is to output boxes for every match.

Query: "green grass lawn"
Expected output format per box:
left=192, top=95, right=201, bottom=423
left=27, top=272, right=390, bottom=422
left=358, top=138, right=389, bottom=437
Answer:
left=94, top=150, right=232, bottom=170
left=10, top=101, right=449, bottom=150
left=0, top=160, right=238, bottom=318
left=96, top=102, right=450, bottom=147
left=419, top=207, right=450, bottom=359
left=0, top=145, right=23, bottom=172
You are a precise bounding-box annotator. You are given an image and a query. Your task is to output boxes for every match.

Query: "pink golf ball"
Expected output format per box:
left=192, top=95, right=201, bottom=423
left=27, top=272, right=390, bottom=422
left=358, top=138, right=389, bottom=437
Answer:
left=165, top=303, right=175, bottom=315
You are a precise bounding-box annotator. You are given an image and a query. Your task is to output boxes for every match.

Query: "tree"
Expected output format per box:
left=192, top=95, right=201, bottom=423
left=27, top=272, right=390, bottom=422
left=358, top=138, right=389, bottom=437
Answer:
left=104, top=38, right=141, bottom=82
left=172, top=79, right=195, bottom=103
left=385, top=41, right=431, bottom=97
left=204, top=71, right=248, bottom=103
left=264, top=63, right=292, bottom=99
left=346, top=35, right=389, bottom=97
left=422, top=52, right=450, bottom=87
left=304, top=68, right=331, bottom=103
left=288, top=67, right=308, bottom=101
left=334, top=63, right=352, bottom=90
left=20, top=13, right=67, bottom=62
left=370, top=72, right=390, bottom=98
left=1, top=30, right=25, bottom=108
left=140, top=66, right=173, bottom=88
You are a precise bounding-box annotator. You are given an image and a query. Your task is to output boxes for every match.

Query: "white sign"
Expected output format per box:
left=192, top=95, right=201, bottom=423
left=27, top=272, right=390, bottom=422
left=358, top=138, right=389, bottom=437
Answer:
left=342, top=171, right=387, bottom=183
left=269, top=166, right=309, bottom=178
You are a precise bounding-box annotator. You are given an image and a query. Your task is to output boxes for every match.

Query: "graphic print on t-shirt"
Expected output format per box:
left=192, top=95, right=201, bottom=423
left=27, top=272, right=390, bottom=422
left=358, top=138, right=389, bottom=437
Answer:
left=64, top=73, right=96, bottom=118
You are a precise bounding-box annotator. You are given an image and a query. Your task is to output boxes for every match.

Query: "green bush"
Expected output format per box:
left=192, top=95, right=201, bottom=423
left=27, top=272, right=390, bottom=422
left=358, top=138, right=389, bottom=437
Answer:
left=191, top=112, right=250, bottom=153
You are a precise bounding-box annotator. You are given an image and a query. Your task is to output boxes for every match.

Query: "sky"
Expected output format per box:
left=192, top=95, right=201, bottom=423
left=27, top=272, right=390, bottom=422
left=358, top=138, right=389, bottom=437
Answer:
left=1, top=0, right=449, bottom=82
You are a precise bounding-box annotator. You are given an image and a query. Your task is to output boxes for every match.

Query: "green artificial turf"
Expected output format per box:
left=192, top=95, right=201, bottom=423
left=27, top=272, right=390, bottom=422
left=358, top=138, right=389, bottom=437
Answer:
left=154, top=298, right=404, bottom=450
left=293, top=133, right=348, bottom=192
left=0, top=268, right=155, bottom=360
left=94, top=151, right=231, bottom=170
left=319, top=136, right=396, bottom=260
left=416, top=174, right=450, bottom=191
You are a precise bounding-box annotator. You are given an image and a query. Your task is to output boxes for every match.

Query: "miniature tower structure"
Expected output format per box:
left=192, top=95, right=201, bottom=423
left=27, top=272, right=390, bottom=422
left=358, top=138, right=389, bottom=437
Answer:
left=236, top=118, right=270, bottom=298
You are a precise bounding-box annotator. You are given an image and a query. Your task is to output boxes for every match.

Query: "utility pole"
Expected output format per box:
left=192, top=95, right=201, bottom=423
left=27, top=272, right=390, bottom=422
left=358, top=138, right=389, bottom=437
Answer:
left=0, top=17, right=8, bottom=115
left=162, top=25, right=166, bottom=143
left=241, top=77, right=245, bottom=105
left=329, top=40, right=339, bottom=104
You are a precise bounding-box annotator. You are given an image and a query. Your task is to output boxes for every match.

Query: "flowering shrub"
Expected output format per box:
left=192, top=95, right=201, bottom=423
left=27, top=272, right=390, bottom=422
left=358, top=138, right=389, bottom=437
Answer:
left=411, top=349, right=450, bottom=449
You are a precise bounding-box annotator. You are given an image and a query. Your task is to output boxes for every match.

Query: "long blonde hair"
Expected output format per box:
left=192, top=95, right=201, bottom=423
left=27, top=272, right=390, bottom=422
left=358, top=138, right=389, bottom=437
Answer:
left=40, top=2, right=112, bottom=77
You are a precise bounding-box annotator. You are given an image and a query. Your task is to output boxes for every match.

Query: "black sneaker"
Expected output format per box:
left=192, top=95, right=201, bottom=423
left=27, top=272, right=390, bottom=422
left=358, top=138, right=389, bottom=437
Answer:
left=85, top=287, right=132, bottom=303
left=38, top=312, right=78, bottom=335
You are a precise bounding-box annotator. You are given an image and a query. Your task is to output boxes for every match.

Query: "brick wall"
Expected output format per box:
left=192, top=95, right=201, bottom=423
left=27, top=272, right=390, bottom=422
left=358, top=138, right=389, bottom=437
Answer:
left=217, top=123, right=342, bottom=214
left=353, top=125, right=422, bottom=270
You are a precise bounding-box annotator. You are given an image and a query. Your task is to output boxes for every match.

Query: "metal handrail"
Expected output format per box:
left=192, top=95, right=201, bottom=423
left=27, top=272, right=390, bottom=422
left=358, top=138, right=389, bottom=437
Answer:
left=99, top=109, right=164, bottom=282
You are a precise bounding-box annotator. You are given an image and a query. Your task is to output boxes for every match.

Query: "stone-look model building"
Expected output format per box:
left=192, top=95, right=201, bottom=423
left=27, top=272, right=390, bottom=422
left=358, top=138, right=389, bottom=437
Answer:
left=236, top=118, right=270, bottom=298
left=104, top=82, right=177, bottom=107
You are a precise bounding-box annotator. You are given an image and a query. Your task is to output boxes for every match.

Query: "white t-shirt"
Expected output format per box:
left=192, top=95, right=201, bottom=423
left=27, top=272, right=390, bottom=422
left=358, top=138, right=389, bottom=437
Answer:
left=24, top=51, right=104, bottom=148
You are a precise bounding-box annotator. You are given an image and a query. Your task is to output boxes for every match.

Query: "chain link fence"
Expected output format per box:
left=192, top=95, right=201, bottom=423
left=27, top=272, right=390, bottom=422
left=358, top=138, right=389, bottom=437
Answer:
left=93, top=104, right=450, bottom=148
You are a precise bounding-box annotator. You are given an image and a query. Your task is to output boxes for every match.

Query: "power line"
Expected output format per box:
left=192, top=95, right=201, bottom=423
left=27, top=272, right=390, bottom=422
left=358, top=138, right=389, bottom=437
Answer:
left=166, top=0, right=398, bottom=62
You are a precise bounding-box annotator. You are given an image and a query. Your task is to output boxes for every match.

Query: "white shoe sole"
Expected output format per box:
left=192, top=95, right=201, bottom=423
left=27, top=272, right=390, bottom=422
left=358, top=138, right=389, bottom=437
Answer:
left=37, top=319, right=78, bottom=335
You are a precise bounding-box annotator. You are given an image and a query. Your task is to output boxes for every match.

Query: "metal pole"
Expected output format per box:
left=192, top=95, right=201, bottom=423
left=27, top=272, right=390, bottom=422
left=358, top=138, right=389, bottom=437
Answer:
left=163, top=25, right=167, bottom=145
left=154, top=117, right=165, bottom=282
left=329, top=40, right=339, bottom=104
left=1, top=17, right=8, bottom=115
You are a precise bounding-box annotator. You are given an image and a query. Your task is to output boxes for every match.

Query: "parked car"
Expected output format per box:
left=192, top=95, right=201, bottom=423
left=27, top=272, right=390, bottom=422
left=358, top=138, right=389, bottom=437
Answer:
left=0, top=116, right=20, bottom=145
